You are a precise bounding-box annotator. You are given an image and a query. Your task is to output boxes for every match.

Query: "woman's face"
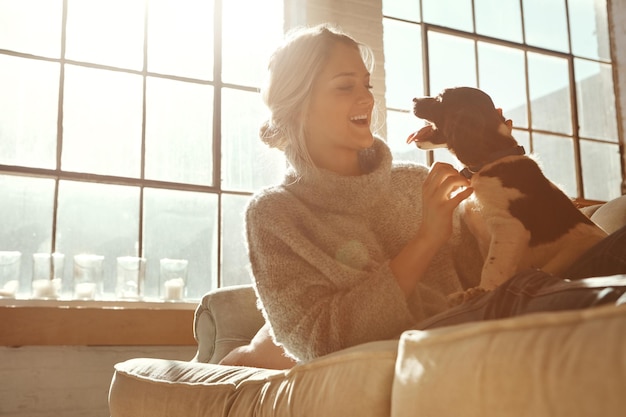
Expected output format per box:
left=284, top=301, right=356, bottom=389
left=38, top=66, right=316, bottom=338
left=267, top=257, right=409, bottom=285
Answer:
left=304, top=41, right=375, bottom=174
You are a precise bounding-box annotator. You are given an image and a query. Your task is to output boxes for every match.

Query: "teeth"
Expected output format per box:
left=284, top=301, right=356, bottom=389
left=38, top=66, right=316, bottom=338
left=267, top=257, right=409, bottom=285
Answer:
left=350, top=114, right=368, bottom=121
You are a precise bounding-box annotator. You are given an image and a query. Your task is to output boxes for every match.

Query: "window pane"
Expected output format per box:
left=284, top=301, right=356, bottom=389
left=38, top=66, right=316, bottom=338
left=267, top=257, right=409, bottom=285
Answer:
left=221, top=88, right=285, bottom=192
left=386, top=110, right=427, bottom=165
left=433, top=148, right=461, bottom=167
left=0, top=175, right=55, bottom=297
left=478, top=42, right=528, bottom=128
left=0, top=55, right=60, bottom=168
left=56, top=181, right=140, bottom=298
left=0, top=0, right=63, bottom=58
left=475, top=0, right=523, bottom=43
left=528, top=53, right=572, bottom=134
left=221, top=194, right=253, bottom=287
left=383, top=19, right=423, bottom=110
left=147, top=0, right=214, bottom=79
left=523, top=0, right=569, bottom=52
left=569, top=0, right=610, bottom=60
left=428, top=32, right=476, bottom=95
left=512, top=129, right=531, bottom=152
left=575, top=59, right=618, bottom=141
left=65, top=0, right=144, bottom=70
left=62, top=65, right=143, bottom=177
left=580, top=141, right=621, bottom=201
left=143, top=188, right=218, bottom=299
left=532, top=133, right=577, bottom=197
left=382, top=0, right=420, bottom=21
left=221, top=0, right=283, bottom=87
left=422, top=0, right=473, bottom=32
left=145, top=77, right=214, bottom=185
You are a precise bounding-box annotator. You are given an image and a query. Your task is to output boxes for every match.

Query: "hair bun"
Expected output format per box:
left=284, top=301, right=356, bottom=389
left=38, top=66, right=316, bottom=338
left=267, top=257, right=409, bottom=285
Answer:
left=259, top=120, right=288, bottom=150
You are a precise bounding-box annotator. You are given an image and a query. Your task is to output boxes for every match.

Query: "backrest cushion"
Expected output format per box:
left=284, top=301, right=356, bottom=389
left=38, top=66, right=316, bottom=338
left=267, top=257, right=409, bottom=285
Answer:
left=392, top=303, right=626, bottom=417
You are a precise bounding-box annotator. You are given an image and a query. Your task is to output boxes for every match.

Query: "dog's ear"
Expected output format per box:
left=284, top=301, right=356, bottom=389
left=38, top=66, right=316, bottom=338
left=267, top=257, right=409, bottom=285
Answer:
left=445, top=108, right=485, bottom=141
left=444, top=107, right=487, bottom=159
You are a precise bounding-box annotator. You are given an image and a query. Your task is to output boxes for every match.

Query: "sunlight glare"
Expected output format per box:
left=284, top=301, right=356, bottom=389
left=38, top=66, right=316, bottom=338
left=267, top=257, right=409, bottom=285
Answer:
left=221, top=0, right=284, bottom=86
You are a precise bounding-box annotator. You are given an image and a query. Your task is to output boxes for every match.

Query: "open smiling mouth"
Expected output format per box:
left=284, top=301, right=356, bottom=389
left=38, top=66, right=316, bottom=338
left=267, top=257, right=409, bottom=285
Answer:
left=350, top=114, right=369, bottom=126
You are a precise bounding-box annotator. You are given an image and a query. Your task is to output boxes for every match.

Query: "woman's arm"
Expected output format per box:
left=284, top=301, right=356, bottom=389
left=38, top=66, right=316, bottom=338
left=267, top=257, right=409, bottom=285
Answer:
left=246, top=164, right=470, bottom=361
left=246, top=198, right=417, bottom=361
left=390, top=162, right=473, bottom=297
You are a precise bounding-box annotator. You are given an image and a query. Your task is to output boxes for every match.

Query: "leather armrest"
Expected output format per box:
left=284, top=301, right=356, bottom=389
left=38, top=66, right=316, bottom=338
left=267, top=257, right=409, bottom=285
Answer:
left=192, top=284, right=265, bottom=363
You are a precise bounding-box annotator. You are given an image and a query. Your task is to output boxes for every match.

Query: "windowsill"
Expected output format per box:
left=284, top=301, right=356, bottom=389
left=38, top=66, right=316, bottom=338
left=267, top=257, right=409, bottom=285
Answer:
left=0, top=296, right=198, bottom=309
left=0, top=297, right=198, bottom=347
left=0, top=197, right=607, bottom=348
left=573, top=198, right=607, bottom=208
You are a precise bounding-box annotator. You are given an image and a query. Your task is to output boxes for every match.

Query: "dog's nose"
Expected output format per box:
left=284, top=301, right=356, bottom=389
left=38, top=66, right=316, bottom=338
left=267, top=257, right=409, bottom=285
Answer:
left=412, top=98, right=418, bottom=103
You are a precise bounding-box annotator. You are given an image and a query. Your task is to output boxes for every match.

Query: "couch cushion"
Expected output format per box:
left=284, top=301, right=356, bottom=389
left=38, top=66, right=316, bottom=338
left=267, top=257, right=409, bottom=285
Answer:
left=392, top=303, right=626, bottom=417
left=109, top=339, right=399, bottom=417
left=590, top=194, right=626, bottom=234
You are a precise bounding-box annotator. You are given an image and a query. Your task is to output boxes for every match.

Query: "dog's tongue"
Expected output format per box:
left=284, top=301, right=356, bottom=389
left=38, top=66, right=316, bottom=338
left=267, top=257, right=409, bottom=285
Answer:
left=406, top=124, right=434, bottom=145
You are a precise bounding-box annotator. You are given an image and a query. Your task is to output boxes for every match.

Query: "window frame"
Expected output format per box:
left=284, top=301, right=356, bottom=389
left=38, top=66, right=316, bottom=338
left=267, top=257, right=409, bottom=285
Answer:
left=0, top=0, right=285, bottom=346
left=0, top=0, right=282, bottom=305
left=382, top=0, right=624, bottom=201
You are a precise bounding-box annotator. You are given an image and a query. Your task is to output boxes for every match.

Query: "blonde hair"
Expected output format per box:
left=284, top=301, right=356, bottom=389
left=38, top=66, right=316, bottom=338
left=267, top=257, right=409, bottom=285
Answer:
left=259, top=24, right=375, bottom=170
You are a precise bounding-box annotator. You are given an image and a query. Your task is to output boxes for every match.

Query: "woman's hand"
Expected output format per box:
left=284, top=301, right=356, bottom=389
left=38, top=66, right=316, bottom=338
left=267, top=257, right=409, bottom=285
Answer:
left=390, top=162, right=473, bottom=297
left=419, top=162, right=473, bottom=247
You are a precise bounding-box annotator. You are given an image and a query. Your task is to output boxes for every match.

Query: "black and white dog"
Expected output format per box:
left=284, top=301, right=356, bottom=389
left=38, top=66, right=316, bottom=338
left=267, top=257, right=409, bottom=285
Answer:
left=408, top=86, right=607, bottom=292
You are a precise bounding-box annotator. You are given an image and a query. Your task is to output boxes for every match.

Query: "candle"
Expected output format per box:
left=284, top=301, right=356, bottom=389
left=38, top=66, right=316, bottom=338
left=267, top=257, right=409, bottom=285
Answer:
left=163, top=278, right=185, bottom=300
left=75, top=282, right=97, bottom=299
left=160, top=258, right=188, bottom=301
left=0, top=280, right=19, bottom=298
left=116, top=256, right=145, bottom=299
left=32, top=279, right=58, bottom=299
left=32, top=253, right=65, bottom=299
left=122, top=280, right=136, bottom=298
left=0, top=251, right=21, bottom=298
left=73, top=254, right=103, bottom=300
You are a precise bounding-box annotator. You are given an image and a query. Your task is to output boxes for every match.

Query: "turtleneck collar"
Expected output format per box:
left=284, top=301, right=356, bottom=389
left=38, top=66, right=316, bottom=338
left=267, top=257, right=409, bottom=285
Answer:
left=283, top=137, right=393, bottom=213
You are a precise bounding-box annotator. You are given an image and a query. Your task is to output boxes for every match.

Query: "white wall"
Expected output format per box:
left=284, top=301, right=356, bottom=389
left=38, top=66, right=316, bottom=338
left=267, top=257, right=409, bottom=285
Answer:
left=0, top=345, right=196, bottom=417
left=1, top=1, right=624, bottom=417
left=609, top=0, right=626, bottom=193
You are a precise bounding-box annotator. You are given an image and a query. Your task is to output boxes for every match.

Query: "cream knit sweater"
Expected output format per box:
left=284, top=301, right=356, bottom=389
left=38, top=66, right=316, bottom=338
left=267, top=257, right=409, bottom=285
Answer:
left=245, top=138, right=480, bottom=361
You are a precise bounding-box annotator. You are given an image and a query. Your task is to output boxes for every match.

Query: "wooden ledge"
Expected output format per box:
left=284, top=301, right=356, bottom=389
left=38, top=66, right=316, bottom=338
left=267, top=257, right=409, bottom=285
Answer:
left=573, top=198, right=606, bottom=208
left=0, top=300, right=197, bottom=346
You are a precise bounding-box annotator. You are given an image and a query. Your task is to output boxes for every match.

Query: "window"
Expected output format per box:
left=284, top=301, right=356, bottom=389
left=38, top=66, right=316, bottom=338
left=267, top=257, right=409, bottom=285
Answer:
left=382, top=0, right=622, bottom=201
left=0, top=0, right=286, bottom=301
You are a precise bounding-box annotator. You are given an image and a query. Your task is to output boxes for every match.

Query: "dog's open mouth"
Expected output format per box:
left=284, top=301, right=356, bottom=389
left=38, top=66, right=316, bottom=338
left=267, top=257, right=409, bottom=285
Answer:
left=406, top=123, right=436, bottom=147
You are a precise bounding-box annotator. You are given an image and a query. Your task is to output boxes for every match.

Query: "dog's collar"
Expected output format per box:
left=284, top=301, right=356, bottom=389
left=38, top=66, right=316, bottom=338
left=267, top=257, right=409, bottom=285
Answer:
left=460, top=145, right=526, bottom=179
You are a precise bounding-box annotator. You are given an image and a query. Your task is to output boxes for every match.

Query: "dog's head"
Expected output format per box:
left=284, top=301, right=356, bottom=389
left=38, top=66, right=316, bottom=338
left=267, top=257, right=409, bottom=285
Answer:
left=409, top=87, right=517, bottom=168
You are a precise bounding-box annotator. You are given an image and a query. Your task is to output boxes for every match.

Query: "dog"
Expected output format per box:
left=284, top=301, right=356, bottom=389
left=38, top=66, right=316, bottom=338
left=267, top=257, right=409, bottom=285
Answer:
left=407, top=86, right=608, bottom=296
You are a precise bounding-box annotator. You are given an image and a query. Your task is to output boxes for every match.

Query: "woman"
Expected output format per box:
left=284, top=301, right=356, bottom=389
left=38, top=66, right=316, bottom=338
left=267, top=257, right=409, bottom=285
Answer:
left=220, top=24, right=626, bottom=368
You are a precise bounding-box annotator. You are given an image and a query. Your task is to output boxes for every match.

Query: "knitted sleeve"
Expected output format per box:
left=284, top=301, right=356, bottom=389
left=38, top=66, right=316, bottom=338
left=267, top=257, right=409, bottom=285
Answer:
left=245, top=191, right=417, bottom=362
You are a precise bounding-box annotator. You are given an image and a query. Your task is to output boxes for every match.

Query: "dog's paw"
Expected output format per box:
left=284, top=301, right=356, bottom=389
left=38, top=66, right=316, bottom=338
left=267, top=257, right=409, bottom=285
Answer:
left=447, top=291, right=467, bottom=307
left=447, top=287, right=489, bottom=307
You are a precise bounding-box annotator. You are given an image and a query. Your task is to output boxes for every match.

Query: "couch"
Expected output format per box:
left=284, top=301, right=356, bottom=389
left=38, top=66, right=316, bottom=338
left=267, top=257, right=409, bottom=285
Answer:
left=109, top=195, right=626, bottom=417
